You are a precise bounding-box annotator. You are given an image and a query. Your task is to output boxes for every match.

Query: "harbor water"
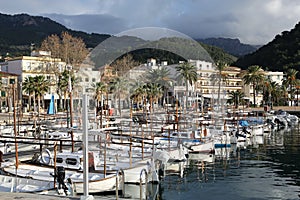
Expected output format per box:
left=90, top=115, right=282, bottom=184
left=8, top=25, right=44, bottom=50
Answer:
left=96, top=126, right=300, bottom=200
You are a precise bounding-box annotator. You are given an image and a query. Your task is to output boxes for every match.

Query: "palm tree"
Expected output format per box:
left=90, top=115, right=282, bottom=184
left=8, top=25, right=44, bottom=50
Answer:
left=23, top=76, right=50, bottom=120
left=227, top=90, right=245, bottom=109
left=92, top=81, right=107, bottom=128
left=144, top=67, right=173, bottom=106
left=280, top=85, right=289, bottom=106
left=283, top=69, right=298, bottom=106
left=129, top=80, right=143, bottom=105
left=295, top=79, right=300, bottom=106
left=269, top=81, right=282, bottom=106
left=22, top=76, right=36, bottom=112
left=130, top=84, right=147, bottom=113
left=34, top=75, right=50, bottom=119
left=242, top=65, right=265, bottom=107
left=0, top=75, right=2, bottom=106
left=57, top=71, right=69, bottom=111
left=110, top=77, right=129, bottom=117
left=260, top=78, right=284, bottom=108
left=215, top=61, right=228, bottom=111
left=144, top=83, right=163, bottom=113
left=92, top=81, right=107, bottom=109
left=175, top=62, right=197, bottom=112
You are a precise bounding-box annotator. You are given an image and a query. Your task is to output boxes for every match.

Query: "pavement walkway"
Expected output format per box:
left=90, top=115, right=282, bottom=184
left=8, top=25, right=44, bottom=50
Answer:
left=0, top=192, right=79, bottom=200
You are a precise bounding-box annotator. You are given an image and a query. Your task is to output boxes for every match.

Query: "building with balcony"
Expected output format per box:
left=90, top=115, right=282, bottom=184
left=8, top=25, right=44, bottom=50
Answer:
left=0, top=51, right=67, bottom=111
left=0, top=71, right=18, bottom=112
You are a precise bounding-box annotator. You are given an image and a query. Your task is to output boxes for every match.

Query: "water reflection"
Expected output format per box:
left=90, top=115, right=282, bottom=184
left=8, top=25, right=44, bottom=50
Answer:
left=95, top=128, right=300, bottom=199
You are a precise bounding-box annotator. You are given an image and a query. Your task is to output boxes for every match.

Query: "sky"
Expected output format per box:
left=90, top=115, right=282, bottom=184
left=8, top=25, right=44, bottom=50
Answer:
left=1, top=0, right=300, bottom=45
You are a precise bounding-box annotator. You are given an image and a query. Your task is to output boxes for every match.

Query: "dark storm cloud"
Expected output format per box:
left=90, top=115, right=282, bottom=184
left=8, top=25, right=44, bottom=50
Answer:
left=1, top=0, right=300, bottom=45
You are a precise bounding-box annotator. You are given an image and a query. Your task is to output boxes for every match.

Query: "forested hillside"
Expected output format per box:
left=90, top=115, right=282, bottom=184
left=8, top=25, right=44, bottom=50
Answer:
left=0, top=13, right=236, bottom=66
left=234, top=22, right=300, bottom=72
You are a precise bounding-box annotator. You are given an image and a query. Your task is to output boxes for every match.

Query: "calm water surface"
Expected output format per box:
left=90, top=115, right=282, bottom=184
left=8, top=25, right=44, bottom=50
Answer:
left=96, top=127, right=300, bottom=200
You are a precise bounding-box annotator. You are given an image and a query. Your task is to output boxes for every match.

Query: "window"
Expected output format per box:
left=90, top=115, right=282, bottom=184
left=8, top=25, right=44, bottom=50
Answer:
left=56, top=157, right=63, bottom=163
left=92, top=78, right=96, bottom=82
left=85, top=78, right=89, bottom=82
left=1, top=91, right=5, bottom=97
left=66, top=158, right=78, bottom=165
left=9, top=79, right=15, bottom=84
left=27, top=62, right=31, bottom=70
left=38, top=63, right=43, bottom=70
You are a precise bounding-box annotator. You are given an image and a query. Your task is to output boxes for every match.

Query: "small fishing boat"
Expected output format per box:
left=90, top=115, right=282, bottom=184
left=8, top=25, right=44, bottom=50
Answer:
left=0, top=174, right=54, bottom=193
left=2, top=163, right=123, bottom=194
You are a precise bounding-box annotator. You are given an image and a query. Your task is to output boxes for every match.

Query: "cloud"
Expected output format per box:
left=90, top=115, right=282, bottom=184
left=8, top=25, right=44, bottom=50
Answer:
left=0, top=0, right=300, bottom=45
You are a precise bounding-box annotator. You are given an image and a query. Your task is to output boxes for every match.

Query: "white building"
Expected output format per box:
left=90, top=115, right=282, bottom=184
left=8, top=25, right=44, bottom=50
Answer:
left=0, top=51, right=102, bottom=112
left=265, top=71, right=284, bottom=85
left=0, top=51, right=66, bottom=103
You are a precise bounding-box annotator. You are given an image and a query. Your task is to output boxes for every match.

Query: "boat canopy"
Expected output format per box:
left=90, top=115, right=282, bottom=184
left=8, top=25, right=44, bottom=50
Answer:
left=239, top=120, right=249, bottom=127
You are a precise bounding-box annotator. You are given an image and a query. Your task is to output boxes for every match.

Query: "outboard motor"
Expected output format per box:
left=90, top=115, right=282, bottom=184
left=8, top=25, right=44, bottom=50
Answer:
left=56, top=166, right=65, bottom=188
left=56, top=166, right=69, bottom=195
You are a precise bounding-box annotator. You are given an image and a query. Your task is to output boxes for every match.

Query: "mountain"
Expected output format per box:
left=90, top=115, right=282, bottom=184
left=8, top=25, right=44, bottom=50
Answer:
left=0, top=13, right=110, bottom=57
left=197, top=38, right=260, bottom=57
left=0, top=13, right=236, bottom=66
left=90, top=35, right=237, bottom=68
left=234, top=22, right=300, bottom=72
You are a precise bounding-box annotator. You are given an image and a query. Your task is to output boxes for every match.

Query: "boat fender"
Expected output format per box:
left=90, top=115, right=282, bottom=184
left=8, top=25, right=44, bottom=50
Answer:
left=41, top=148, right=53, bottom=165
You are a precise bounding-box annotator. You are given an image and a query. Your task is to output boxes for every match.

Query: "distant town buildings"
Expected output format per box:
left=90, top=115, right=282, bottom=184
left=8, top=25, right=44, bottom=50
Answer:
left=0, top=51, right=286, bottom=113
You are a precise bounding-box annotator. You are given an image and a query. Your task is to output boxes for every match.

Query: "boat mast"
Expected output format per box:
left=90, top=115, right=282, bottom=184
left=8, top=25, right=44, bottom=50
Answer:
left=13, top=82, right=19, bottom=192
left=82, top=94, right=92, bottom=198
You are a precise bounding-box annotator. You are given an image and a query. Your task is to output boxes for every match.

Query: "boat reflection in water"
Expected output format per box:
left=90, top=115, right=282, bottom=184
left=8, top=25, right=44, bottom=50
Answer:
left=121, top=183, right=159, bottom=200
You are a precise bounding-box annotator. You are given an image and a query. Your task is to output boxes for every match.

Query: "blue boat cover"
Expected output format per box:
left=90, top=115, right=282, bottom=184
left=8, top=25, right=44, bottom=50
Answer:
left=239, top=120, right=249, bottom=127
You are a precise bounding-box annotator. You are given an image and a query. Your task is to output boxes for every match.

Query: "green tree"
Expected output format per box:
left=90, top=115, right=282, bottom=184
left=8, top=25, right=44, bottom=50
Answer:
left=110, top=77, right=129, bottom=117
left=175, top=62, right=197, bottom=112
left=269, top=81, right=282, bottom=106
left=130, top=84, right=147, bottom=112
left=34, top=75, right=50, bottom=118
left=283, top=68, right=298, bottom=106
left=215, top=61, right=228, bottom=111
left=22, top=76, right=36, bottom=112
left=227, top=90, right=245, bottom=109
left=144, top=67, right=173, bottom=106
left=295, top=79, right=300, bottom=106
left=57, top=70, right=76, bottom=111
left=144, top=83, right=163, bottom=113
left=242, top=65, right=265, bottom=107
left=23, top=75, right=50, bottom=119
left=92, top=81, right=107, bottom=128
